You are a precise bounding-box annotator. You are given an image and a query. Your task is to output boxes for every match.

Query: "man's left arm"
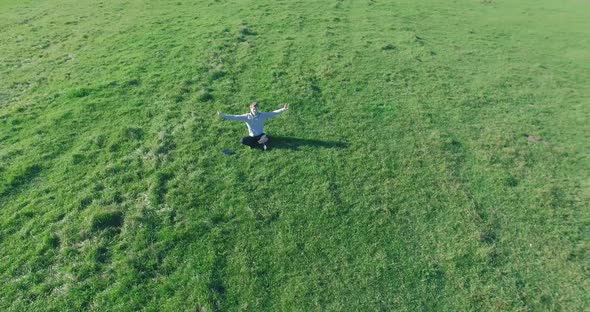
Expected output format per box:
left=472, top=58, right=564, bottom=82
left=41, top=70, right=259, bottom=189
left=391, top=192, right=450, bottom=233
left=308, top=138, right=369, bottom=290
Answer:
left=261, top=104, right=289, bottom=118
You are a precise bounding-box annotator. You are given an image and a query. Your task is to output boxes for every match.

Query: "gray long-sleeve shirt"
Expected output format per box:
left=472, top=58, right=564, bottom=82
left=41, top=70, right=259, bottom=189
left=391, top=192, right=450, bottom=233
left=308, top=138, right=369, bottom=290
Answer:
left=222, top=108, right=286, bottom=136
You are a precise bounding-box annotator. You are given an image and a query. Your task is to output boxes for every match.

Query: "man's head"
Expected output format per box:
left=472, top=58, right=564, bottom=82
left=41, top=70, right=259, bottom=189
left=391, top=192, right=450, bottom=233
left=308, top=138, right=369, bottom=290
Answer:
left=249, top=101, right=259, bottom=115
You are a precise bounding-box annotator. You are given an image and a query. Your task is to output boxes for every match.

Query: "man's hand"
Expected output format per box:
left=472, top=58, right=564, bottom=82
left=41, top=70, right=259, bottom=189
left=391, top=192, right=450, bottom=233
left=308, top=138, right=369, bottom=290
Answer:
left=282, top=104, right=289, bottom=110
left=217, top=111, right=222, bottom=119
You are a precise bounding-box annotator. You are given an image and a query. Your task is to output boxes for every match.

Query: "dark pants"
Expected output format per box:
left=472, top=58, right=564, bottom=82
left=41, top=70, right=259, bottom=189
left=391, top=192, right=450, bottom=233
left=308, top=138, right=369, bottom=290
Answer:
left=241, top=133, right=268, bottom=148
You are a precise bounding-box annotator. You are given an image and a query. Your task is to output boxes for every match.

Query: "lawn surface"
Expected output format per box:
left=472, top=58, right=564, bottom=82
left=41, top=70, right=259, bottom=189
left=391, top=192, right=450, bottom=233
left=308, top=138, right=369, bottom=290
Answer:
left=1, top=0, right=589, bottom=310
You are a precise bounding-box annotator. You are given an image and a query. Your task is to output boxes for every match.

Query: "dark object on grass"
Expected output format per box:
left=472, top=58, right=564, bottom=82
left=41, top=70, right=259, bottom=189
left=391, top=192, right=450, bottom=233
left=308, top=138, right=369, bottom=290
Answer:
left=223, top=149, right=235, bottom=155
left=91, top=211, right=124, bottom=231
left=382, top=43, right=396, bottom=51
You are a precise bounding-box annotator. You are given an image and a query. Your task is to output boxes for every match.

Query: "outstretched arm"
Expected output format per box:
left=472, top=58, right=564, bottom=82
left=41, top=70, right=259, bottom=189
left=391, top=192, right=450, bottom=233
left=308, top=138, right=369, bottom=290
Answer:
left=261, top=104, right=289, bottom=118
left=218, top=111, right=248, bottom=121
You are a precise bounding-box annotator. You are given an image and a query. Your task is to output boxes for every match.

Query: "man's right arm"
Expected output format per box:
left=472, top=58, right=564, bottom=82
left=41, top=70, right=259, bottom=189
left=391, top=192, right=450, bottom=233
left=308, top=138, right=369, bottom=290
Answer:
left=218, top=112, right=248, bottom=121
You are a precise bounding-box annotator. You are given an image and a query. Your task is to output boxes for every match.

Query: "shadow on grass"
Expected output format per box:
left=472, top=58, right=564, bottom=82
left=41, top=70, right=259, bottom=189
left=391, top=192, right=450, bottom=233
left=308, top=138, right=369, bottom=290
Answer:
left=270, top=136, right=348, bottom=150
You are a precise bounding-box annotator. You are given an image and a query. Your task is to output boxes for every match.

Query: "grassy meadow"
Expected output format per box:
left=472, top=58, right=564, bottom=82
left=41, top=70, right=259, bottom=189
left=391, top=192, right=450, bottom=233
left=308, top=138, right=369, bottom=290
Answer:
left=1, top=0, right=589, bottom=310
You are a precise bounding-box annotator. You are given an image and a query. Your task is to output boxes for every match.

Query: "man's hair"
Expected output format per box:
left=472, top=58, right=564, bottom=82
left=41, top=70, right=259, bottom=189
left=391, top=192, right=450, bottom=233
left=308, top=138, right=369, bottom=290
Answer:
left=249, top=101, right=258, bottom=108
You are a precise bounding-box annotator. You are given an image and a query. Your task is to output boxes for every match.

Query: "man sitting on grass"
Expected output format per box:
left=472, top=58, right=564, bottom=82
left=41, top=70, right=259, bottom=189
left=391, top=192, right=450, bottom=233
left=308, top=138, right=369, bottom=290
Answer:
left=218, top=102, right=289, bottom=150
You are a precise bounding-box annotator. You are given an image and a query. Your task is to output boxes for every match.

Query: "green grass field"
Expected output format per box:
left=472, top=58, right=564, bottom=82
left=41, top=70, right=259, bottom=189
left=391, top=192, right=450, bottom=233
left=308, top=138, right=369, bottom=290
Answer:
left=1, top=0, right=589, bottom=310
